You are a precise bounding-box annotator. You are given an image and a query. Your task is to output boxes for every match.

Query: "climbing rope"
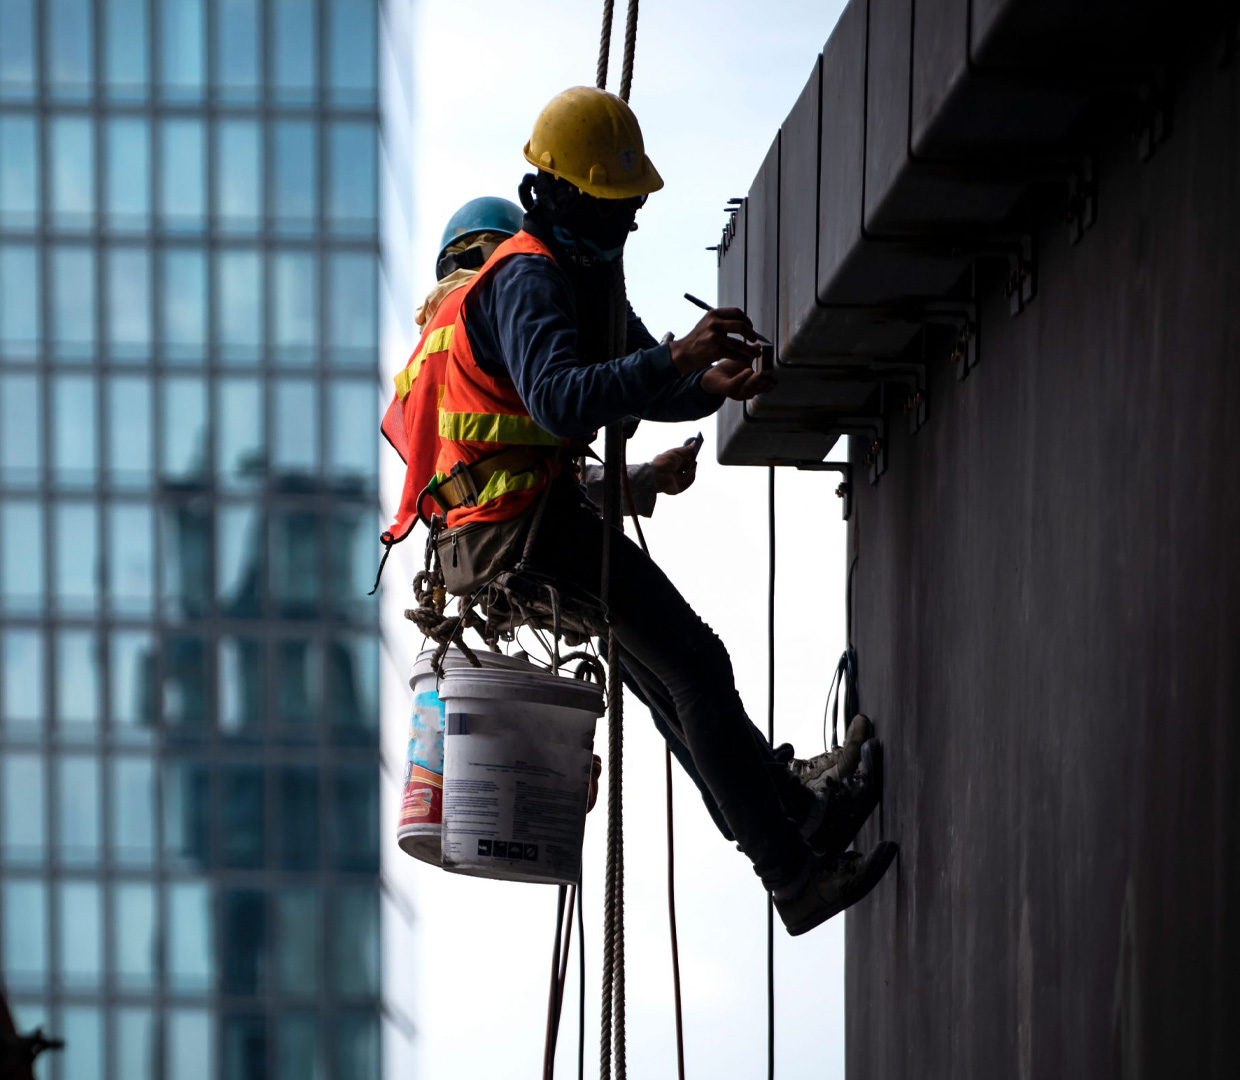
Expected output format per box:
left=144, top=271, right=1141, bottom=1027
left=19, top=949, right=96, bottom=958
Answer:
left=766, top=467, right=777, bottom=1080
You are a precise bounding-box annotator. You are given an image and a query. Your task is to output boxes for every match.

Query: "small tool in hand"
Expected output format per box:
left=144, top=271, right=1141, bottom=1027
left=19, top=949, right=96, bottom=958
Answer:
left=684, top=431, right=704, bottom=458
left=683, top=292, right=771, bottom=345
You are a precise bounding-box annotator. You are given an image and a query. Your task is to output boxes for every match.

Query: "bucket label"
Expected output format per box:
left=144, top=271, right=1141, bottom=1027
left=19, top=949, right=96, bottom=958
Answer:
left=400, top=691, right=446, bottom=829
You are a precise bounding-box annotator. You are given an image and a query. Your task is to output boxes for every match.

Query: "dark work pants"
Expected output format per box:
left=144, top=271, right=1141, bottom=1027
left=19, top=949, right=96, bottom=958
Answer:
left=526, top=481, right=813, bottom=882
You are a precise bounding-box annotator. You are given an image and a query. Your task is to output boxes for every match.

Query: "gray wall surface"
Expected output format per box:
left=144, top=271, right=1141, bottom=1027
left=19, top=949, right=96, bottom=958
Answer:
left=845, top=35, right=1239, bottom=1080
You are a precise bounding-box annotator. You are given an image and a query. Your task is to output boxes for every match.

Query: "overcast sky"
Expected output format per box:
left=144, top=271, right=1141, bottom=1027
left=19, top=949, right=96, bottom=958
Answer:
left=379, top=2, right=851, bottom=1076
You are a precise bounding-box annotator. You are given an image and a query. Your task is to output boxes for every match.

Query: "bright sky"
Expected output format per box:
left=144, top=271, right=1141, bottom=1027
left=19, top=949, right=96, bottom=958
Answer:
left=379, top=2, right=851, bottom=1076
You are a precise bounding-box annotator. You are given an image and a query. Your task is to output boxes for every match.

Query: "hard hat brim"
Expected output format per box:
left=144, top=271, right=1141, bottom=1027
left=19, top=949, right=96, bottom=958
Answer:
left=523, top=142, right=664, bottom=200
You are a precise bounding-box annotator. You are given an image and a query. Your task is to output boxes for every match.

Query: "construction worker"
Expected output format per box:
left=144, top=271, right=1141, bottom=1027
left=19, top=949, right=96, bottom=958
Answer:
left=426, top=87, right=895, bottom=935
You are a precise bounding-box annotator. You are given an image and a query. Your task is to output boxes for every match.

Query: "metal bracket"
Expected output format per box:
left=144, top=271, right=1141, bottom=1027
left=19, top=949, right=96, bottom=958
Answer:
left=1065, top=158, right=1098, bottom=245
left=921, top=278, right=980, bottom=380
left=1135, top=69, right=1171, bottom=162
left=827, top=408, right=887, bottom=485
left=859, top=357, right=928, bottom=435
left=794, top=460, right=852, bottom=520
left=1002, top=233, right=1037, bottom=316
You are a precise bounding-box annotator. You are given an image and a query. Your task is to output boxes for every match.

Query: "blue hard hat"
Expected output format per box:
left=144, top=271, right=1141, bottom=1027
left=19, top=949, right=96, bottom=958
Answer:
left=437, top=197, right=525, bottom=276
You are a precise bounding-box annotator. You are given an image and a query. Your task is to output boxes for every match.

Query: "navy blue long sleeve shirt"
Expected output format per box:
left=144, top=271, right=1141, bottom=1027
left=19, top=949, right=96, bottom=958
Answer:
left=462, top=251, right=721, bottom=441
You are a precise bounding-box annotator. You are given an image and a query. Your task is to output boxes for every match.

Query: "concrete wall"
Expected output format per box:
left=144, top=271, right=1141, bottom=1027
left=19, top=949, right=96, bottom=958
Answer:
left=845, top=33, right=1239, bottom=1080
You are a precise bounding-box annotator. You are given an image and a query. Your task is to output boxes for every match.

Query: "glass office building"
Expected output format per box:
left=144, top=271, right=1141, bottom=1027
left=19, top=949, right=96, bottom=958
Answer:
left=0, top=2, right=409, bottom=1076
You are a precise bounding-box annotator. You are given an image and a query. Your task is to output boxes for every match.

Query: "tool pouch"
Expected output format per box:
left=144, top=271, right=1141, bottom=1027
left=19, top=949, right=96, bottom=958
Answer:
left=433, top=508, right=536, bottom=597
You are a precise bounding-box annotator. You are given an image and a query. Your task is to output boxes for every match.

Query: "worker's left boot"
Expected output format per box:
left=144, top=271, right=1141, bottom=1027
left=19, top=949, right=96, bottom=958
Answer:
left=798, top=739, right=883, bottom=857
left=771, top=841, right=899, bottom=937
left=788, top=713, right=874, bottom=787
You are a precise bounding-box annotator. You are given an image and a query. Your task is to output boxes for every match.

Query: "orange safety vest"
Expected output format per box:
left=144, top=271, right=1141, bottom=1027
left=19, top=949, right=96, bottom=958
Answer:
left=435, top=231, right=569, bottom=528
left=379, top=284, right=469, bottom=545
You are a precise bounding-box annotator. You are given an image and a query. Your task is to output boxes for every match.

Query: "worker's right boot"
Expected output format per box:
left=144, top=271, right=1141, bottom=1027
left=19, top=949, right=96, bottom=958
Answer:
left=788, top=713, right=874, bottom=787
left=771, top=842, right=899, bottom=937
left=798, top=738, right=883, bottom=856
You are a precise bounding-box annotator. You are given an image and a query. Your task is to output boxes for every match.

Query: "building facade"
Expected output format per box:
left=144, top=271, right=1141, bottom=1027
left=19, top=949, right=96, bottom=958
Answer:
left=0, top=2, right=398, bottom=1076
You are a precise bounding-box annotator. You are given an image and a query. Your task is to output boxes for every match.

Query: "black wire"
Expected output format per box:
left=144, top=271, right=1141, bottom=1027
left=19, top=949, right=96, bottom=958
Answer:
left=766, top=466, right=776, bottom=1080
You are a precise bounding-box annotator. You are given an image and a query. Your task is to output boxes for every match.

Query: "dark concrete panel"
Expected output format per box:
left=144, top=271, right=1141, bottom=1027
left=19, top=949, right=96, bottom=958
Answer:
left=845, top=37, right=1239, bottom=1080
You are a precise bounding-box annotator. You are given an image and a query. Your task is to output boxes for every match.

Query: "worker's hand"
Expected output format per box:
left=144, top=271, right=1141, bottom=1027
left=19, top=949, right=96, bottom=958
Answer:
left=651, top=445, right=698, bottom=495
left=668, top=307, right=763, bottom=374
left=587, top=754, right=602, bottom=813
left=700, top=357, right=775, bottom=400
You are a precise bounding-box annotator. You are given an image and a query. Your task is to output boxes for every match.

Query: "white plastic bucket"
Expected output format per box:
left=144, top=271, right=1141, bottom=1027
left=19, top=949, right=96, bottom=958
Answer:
left=398, top=648, right=550, bottom=865
left=440, top=668, right=604, bottom=884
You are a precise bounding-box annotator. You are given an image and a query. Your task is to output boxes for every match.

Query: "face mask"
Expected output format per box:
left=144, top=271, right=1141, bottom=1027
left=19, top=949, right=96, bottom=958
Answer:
left=551, top=194, right=645, bottom=263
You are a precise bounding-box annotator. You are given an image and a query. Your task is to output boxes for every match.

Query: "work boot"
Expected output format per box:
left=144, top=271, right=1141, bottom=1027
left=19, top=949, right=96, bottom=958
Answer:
left=771, top=842, right=899, bottom=937
left=799, top=739, right=884, bottom=856
left=788, top=714, right=874, bottom=787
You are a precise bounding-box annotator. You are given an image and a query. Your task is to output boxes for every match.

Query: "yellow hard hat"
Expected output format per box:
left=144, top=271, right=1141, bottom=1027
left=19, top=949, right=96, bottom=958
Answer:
left=523, top=86, right=664, bottom=200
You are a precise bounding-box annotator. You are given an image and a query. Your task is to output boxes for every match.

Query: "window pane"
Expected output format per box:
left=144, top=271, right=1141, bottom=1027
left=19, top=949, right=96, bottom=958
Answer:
left=277, top=767, right=318, bottom=870
left=329, top=253, right=377, bottom=365
left=273, top=252, right=317, bottom=365
left=117, top=1009, right=156, bottom=1080
left=160, top=0, right=205, bottom=101
left=1, top=498, right=43, bottom=613
left=276, top=888, right=317, bottom=994
left=271, top=507, right=318, bottom=616
left=1, top=628, right=43, bottom=725
left=0, top=0, right=37, bottom=98
left=335, top=1014, right=379, bottom=1080
left=272, top=380, right=317, bottom=475
left=278, top=1015, right=321, bottom=1080
left=56, top=755, right=101, bottom=864
left=0, top=115, right=37, bottom=227
left=0, top=244, right=39, bottom=357
left=164, top=759, right=209, bottom=867
left=327, top=124, right=376, bottom=236
left=333, top=889, right=378, bottom=995
left=160, top=376, right=208, bottom=481
left=50, top=246, right=96, bottom=360
left=1, top=753, right=43, bottom=863
left=105, top=117, right=151, bottom=230
left=222, top=765, right=264, bottom=868
left=328, top=0, right=376, bottom=106
left=107, top=374, right=154, bottom=486
left=106, top=251, right=152, bottom=359
left=115, top=882, right=156, bottom=989
left=105, top=0, right=150, bottom=98
left=168, top=886, right=213, bottom=992
left=217, top=250, right=263, bottom=363
left=0, top=374, right=39, bottom=487
left=59, top=881, right=103, bottom=987
left=217, top=504, right=263, bottom=615
left=108, top=503, right=155, bottom=614
left=61, top=1007, right=103, bottom=1080
left=161, top=501, right=211, bottom=618
left=273, top=0, right=317, bottom=103
left=160, top=119, right=206, bottom=231
left=328, top=381, right=377, bottom=491
left=327, top=507, right=374, bottom=619
left=162, top=248, right=207, bottom=360
left=47, top=0, right=94, bottom=99
left=224, top=1015, right=267, bottom=1080
left=164, top=635, right=207, bottom=726
left=219, top=636, right=263, bottom=736
left=217, top=378, right=263, bottom=488
left=2, top=880, right=47, bottom=988
left=110, top=631, right=156, bottom=732
left=111, top=756, right=155, bottom=863
left=53, top=502, right=98, bottom=613
left=168, top=1011, right=213, bottom=1080
left=333, top=766, right=378, bottom=872
left=215, top=120, right=261, bottom=232
left=221, top=889, right=266, bottom=993
left=215, top=0, right=260, bottom=101
left=51, top=374, right=96, bottom=487
left=57, top=629, right=100, bottom=726
left=49, top=115, right=94, bottom=228
left=328, top=634, right=377, bottom=743
left=271, top=121, right=316, bottom=235
left=276, top=639, right=317, bottom=734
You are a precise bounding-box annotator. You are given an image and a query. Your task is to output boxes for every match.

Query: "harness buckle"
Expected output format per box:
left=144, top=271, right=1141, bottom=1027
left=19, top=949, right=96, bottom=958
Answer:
left=449, top=461, right=480, bottom=507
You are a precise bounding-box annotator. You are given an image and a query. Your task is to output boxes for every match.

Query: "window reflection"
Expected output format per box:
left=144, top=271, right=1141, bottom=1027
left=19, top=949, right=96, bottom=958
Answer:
left=277, top=1015, right=320, bottom=1080
left=274, top=251, right=317, bottom=365
left=278, top=768, right=319, bottom=871
left=164, top=759, right=209, bottom=867
left=160, top=0, right=206, bottom=101
left=105, top=0, right=150, bottom=99
left=217, top=250, right=263, bottom=363
left=162, top=248, right=207, bottom=360
left=224, top=1014, right=267, bottom=1080
left=217, top=504, right=264, bottom=615
left=333, top=766, right=379, bottom=872
left=0, top=374, right=39, bottom=487
left=57, top=756, right=101, bottom=865
left=59, top=880, right=103, bottom=988
left=1, top=627, right=43, bottom=726
left=328, top=634, right=378, bottom=744
left=161, top=376, right=209, bottom=482
left=1, top=880, right=46, bottom=988
left=109, top=631, right=156, bottom=731
left=328, top=508, right=374, bottom=619
left=329, top=380, right=378, bottom=491
left=221, top=889, right=267, bottom=994
left=117, top=1009, right=156, bottom=1080
left=0, top=244, right=39, bottom=357
left=333, top=889, right=379, bottom=996
left=1, top=754, right=44, bottom=864
left=106, top=118, right=151, bottom=230
left=161, top=500, right=212, bottom=618
left=111, top=756, right=155, bottom=864
left=271, top=506, right=319, bottom=616
left=107, top=374, right=154, bottom=486
left=328, top=0, right=377, bottom=106
left=160, top=119, right=206, bottom=232
left=49, top=115, right=94, bottom=228
left=272, top=380, right=318, bottom=475
left=46, top=0, right=94, bottom=99
left=272, top=0, right=318, bottom=103
left=53, top=502, right=98, bottom=614
left=215, top=0, right=260, bottom=101
left=57, top=629, right=100, bottom=728
left=327, top=124, right=376, bottom=236
left=216, top=120, right=262, bottom=232
left=222, top=765, right=265, bottom=868
left=167, top=885, right=213, bottom=993
left=115, top=882, right=156, bottom=990
left=276, top=888, right=318, bottom=994
left=167, top=1011, right=213, bottom=1080
left=164, top=635, right=208, bottom=727
left=107, top=251, right=153, bottom=358
left=60, top=1008, right=103, bottom=1080
left=51, top=373, right=96, bottom=487
left=1, top=498, right=43, bottom=613
left=50, top=246, right=96, bottom=360
left=108, top=503, right=155, bottom=615
left=0, top=0, right=37, bottom=98
left=271, top=121, right=317, bottom=235
left=276, top=639, right=318, bottom=734
left=219, top=636, right=264, bottom=736
left=335, top=1014, right=380, bottom=1080
left=0, top=115, right=38, bottom=228
left=329, top=253, right=377, bottom=365
left=217, top=378, right=264, bottom=488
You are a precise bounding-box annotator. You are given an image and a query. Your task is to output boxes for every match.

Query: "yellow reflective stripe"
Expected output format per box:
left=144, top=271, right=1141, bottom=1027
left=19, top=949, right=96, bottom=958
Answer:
left=394, top=325, right=455, bottom=400
left=438, top=410, right=561, bottom=446
left=474, top=467, right=543, bottom=506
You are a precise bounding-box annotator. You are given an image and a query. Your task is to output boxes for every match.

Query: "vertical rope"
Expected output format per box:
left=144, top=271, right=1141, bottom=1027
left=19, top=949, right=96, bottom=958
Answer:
left=665, top=745, right=687, bottom=1080
left=619, top=0, right=640, bottom=102
left=596, top=0, right=615, bottom=90
left=767, top=466, right=777, bottom=1080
